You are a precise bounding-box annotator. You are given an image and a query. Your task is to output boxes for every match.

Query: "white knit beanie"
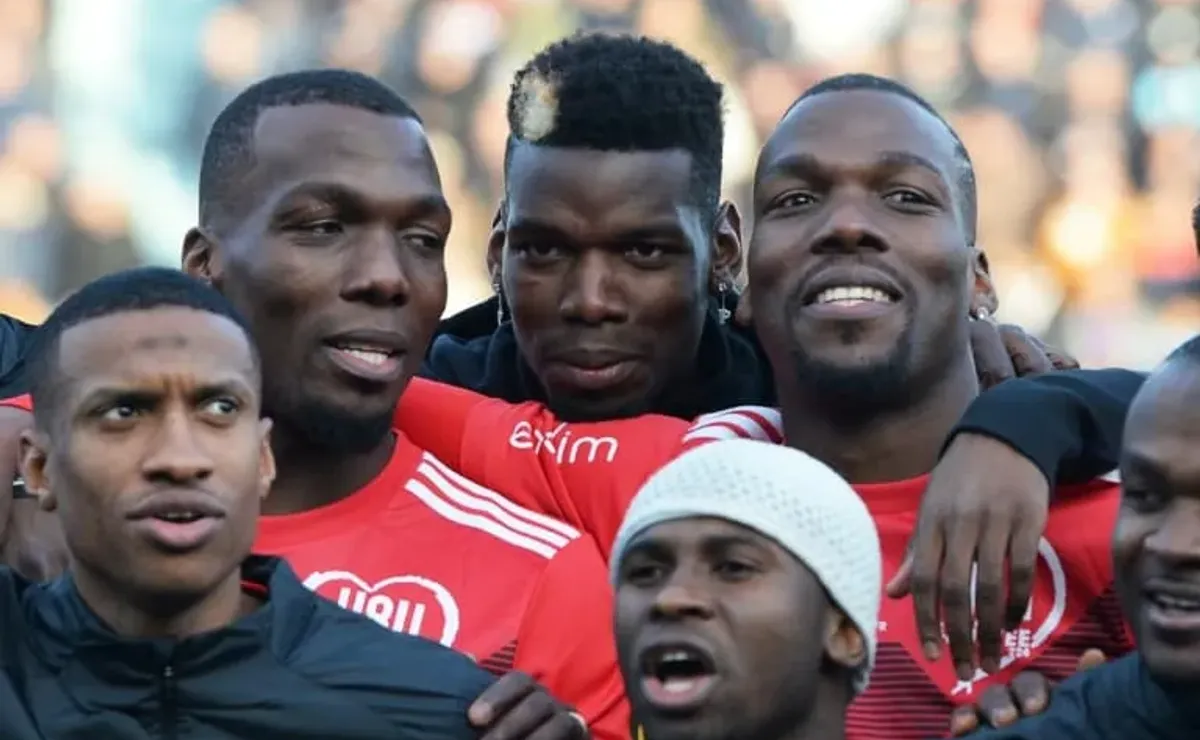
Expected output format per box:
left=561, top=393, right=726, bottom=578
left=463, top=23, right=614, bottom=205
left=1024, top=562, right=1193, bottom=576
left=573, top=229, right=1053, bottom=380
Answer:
left=611, top=439, right=882, bottom=693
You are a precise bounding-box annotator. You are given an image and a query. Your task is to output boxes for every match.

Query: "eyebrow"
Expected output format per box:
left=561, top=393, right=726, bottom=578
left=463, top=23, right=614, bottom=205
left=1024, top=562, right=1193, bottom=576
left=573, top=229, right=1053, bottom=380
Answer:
left=277, top=181, right=451, bottom=220
left=506, top=217, right=688, bottom=242
left=763, top=150, right=949, bottom=183
left=74, top=378, right=256, bottom=413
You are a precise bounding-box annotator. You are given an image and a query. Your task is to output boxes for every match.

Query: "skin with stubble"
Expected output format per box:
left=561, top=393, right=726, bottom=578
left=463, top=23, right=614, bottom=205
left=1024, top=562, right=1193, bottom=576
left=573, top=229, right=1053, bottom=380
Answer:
left=19, top=307, right=273, bottom=638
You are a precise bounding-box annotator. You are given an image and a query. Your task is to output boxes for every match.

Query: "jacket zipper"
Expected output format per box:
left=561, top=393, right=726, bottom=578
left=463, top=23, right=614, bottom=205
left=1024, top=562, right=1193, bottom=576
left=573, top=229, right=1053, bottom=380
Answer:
left=160, top=663, right=178, bottom=740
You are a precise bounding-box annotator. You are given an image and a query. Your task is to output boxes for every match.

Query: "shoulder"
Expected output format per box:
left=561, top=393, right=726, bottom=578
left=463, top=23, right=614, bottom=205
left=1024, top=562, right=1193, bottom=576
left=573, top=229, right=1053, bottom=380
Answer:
left=683, top=405, right=784, bottom=447
left=410, top=449, right=582, bottom=560
left=295, top=600, right=494, bottom=712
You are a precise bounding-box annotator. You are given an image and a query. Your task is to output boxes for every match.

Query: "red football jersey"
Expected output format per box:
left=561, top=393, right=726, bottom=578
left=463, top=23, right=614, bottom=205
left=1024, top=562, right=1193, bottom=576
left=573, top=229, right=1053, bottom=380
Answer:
left=391, top=379, right=1133, bottom=740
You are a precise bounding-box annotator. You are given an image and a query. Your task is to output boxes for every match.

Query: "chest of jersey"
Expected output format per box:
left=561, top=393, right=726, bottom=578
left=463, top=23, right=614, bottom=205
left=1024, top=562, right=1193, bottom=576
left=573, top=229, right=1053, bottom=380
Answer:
left=256, top=485, right=562, bottom=668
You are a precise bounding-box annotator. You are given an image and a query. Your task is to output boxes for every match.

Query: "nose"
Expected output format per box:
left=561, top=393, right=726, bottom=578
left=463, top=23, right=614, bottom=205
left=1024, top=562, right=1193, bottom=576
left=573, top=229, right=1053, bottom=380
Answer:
left=810, top=195, right=888, bottom=254
left=559, top=250, right=627, bottom=325
left=141, top=411, right=214, bottom=485
left=341, top=227, right=412, bottom=306
left=650, top=570, right=716, bottom=621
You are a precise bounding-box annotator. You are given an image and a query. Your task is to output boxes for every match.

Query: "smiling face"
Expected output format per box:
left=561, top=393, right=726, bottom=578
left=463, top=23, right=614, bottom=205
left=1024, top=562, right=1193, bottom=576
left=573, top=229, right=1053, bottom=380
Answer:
left=184, top=103, right=450, bottom=451
left=614, top=517, right=841, bottom=740
left=1115, top=360, right=1200, bottom=684
left=497, top=143, right=738, bottom=421
left=749, top=90, right=980, bottom=415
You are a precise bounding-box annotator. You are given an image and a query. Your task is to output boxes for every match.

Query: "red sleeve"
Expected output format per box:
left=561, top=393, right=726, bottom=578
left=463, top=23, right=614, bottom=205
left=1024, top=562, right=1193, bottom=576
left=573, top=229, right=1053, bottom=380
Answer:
left=1, top=394, right=31, bottom=412
left=512, top=536, right=629, bottom=740
left=394, top=378, right=784, bottom=555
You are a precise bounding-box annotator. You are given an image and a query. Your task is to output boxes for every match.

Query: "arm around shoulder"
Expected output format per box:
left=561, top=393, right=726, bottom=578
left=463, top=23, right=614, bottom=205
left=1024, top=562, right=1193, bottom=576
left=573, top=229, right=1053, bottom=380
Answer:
left=949, top=369, right=1146, bottom=486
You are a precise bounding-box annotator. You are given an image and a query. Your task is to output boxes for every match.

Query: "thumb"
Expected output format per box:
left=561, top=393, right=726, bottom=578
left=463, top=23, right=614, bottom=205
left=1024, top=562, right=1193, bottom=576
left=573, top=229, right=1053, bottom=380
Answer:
left=1075, top=649, right=1106, bottom=673
left=886, top=552, right=914, bottom=598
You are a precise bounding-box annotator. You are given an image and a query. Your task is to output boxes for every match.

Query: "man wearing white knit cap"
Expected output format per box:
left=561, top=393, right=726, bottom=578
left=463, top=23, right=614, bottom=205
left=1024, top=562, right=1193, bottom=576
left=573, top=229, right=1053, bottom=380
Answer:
left=612, top=439, right=882, bottom=740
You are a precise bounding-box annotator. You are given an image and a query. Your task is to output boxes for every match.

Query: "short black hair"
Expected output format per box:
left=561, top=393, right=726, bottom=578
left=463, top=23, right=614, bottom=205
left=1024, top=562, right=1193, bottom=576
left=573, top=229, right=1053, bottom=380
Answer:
left=504, top=33, right=724, bottom=221
left=790, top=73, right=978, bottom=244
left=198, top=68, right=421, bottom=231
left=27, top=267, right=258, bottom=429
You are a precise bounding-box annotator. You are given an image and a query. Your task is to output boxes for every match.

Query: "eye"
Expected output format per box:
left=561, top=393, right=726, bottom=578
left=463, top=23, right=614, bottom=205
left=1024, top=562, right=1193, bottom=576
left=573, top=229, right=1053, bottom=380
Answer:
left=100, top=405, right=139, bottom=423
left=201, top=397, right=240, bottom=417
left=1122, top=486, right=1169, bottom=514
left=511, top=241, right=561, bottom=262
left=765, top=191, right=816, bottom=213
left=402, top=232, right=445, bottom=251
left=713, top=558, right=758, bottom=581
left=625, top=243, right=665, bottom=263
left=294, top=219, right=343, bottom=236
left=883, top=188, right=934, bottom=208
left=622, top=561, right=667, bottom=587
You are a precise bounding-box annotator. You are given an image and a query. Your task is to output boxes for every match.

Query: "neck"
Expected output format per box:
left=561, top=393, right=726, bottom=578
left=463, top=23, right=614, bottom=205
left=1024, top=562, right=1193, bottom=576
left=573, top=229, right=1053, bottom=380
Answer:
left=779, top=353, right=979, bottom=483
left=261, top=424, right=395, bottom=515
left=779, top=695, right=847, bottom=740
left=74, top=565, right=257, bottom=639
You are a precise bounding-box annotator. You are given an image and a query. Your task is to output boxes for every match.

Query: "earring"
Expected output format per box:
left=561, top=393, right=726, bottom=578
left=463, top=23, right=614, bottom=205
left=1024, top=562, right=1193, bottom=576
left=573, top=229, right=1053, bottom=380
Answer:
left=971, top=306, right=993, bottom=323
left=717, top=281, right=731, bottom=325
left=493, top=280, right=505, bottom=326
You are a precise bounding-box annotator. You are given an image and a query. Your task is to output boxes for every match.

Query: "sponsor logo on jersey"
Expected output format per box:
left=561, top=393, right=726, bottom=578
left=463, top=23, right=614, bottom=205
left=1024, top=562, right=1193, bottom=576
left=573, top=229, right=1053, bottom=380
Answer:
left=303, top=570, right=462, bottom=647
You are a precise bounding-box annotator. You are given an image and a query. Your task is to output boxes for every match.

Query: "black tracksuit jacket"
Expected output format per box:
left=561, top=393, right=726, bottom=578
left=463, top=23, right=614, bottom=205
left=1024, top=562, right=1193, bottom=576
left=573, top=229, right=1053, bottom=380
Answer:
left=0, top=556, right=493, bottom=739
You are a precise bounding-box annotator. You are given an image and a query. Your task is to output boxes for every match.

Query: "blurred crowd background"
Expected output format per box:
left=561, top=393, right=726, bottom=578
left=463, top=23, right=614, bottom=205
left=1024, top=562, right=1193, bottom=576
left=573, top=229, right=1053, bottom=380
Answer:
left=0, top=0, right=1197, bottom=367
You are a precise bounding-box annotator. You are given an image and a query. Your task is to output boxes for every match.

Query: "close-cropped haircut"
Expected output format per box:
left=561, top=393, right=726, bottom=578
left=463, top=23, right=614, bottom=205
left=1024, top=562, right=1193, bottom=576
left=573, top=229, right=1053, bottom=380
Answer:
left=790, top=73, right=978, bottom=244
left=504, top=33, right=725, bottom=222
left=26, top=267, right=258, bottom=429
left=198, top=69, right=420, bottom=231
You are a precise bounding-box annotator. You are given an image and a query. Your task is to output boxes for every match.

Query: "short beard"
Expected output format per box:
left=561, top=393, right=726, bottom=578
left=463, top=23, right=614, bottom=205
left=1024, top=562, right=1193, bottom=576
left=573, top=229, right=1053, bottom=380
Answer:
left=273, top=397, right=393, bottom=455
left=790, top=323, right=919, bottom=429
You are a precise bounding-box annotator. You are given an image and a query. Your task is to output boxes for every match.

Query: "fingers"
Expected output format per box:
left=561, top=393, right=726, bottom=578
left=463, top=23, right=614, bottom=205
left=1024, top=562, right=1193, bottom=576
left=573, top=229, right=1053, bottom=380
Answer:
left=885, top=550, right=913, bottom=598
left=969, top=319, right=1016, bottom=389
left=468, top=672, right=537, bottom=727
left=1007, top=670, right=1051, bottom=717
left=997, top=325, right=1053, bottom=377
left=1076, top=648, right=1106, bottom=672
left=939, top=519, right=983, bottom=680
left=949, top=705, right=981, bottom=737
left=906, top=525, right=947, bottom=662
left=475, top=690, right=560, bottom=740
left=973, top=517, right=1010, bottom=675
left=1005, top=518, right=1041, bottom=631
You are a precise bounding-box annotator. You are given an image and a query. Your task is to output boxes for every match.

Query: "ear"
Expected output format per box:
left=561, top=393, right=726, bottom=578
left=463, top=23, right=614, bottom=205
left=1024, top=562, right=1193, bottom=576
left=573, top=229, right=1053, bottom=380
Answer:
left=708, top=201, right=744, bottom=293
left=18, top=428, right=57, bottom=513
left=256, top=417, right=276, bottom=503
left=969, top=246, right=998, bottom=317
left=485, top=203, right=506, bottom=290
left=181, top=227, right=222, bottom=287
left=822, top=608, right=868, bottom=674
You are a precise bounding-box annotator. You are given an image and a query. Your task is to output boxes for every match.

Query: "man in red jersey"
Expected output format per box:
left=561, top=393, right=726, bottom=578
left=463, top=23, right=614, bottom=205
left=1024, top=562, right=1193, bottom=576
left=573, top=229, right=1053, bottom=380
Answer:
left=382, top=74, right=1134, bottom=740
left=1, top=69, right=614, bottom=740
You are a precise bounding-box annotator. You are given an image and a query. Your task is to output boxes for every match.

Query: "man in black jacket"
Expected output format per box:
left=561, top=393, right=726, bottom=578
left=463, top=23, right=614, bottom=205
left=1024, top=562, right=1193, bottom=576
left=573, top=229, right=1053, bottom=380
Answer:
left=0, top=267, right=495, bottom=739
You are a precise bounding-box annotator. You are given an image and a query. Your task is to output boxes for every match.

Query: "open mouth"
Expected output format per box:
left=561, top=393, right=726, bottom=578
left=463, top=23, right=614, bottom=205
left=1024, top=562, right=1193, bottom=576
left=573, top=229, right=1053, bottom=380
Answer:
left=639, top=644, right=718, bottom=709
left=805, top=284, right=898, bottom=307
left=1147, top=590, right=1200, bottom=615
left=323, top=339, right=405, bottom=382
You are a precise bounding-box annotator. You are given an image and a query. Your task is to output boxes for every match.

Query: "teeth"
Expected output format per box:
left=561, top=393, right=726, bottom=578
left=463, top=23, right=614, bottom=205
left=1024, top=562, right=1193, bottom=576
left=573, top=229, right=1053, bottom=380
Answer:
left=1153, top=594, right=1200, bottom=610
left=662, top=651, right=692, bottom=664
left=814, top=286, right=893, bottom=305
left=663, top=678, right=698, bottom=693
left=338, top=348, right=390, bottom=366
